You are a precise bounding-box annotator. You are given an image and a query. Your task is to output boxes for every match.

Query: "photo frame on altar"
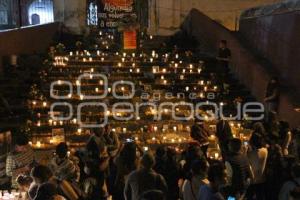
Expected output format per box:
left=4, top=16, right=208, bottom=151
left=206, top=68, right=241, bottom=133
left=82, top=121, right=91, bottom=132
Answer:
left=52, top=128, right=65, bottom=143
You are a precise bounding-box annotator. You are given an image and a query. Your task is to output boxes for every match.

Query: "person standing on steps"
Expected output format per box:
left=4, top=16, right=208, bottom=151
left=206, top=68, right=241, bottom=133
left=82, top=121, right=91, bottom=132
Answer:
left=216, top=40, right=231, bottom=94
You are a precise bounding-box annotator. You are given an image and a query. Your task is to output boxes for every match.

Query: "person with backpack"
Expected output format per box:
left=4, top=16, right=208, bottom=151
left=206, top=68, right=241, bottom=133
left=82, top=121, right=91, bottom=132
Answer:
left=124, top=152, right=168, bottom=200
left=279, top=163, right=300, bottom=200
left=182, top=159, right=209, bottom=200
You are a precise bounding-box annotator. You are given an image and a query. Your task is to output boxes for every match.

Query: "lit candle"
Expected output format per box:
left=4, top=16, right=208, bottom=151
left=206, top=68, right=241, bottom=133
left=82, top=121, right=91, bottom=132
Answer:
left=72, top=118, right=77, bottom=124
left=59, top=121, right=63, bottom=125
left=152, top=50, right=155, bottom=57
left=99, top=80, right=103, bottom=85
left=132, top=53, right=135, bottom=57
left=154, top=126, right=158, bottom=132
left=76, top=80, right=80, bottom=86
left=150, top=35, right=153, bottom=40
left=136, top=68, right=140, bottom=73
left=129, top=69, right=133, bottom=73
left=173, top=126, right=177, bottom=131
left=122, top=58, right=125, bottom=62
left=83, top=58, right=86, bottom=62
left=185, top=86, right=189, bottom=91
left=43, top=102, right=47, bottom=107
left=180, top=75, right=184, bottom=80
left=97, top=50, right=100, bottom=56
left=32, top=101, right=37, bottom=106
left=182, top=69, right=186, bottom=73
left=91, top=68, right=94, bottom=72
left=108, top=88, right=111, bottom=93
left=37, top=121, right=41, bottom=127
left=95, top=87, right=99, bottom=92
left=36, top=141, right=41, bottom=148
left=162, top=68, right=166, bottom=73
left=175, top=63, right=178, bottom=68
left=101, top=57, right=104, bottom=61
left=198, top=68, right=201, bottom=73
left=163, top=80, right=167, bottom=84
left=89, top=57, right=93, bottom=62
left=152, top=137, right=156, bottom=141
left=80, top=95, right=84, bottom=100
left=77, top=128, right=82, bottom=134
left=123, top=128, right=127, bottom=133
left=70, top=52, right=73, bottom=56
left=143, top=146, right=149, bottom=151
left=175, top=54, right=179, bottom=59
left=118, top=62, right=122, bottom=67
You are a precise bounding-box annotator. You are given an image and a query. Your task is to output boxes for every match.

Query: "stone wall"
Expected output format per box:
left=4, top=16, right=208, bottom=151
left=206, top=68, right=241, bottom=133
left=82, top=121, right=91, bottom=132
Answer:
left=239, top=11, right=300, bottom=98
left=0, top=22, right=60, bottom=76
left=181, top=9, right=300, bottom=127
left=148, top=0, right=283, bottom=35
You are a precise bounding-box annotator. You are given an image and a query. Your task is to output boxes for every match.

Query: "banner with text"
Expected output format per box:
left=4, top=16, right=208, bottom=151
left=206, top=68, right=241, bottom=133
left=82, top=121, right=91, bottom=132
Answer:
left=98, top=0, right=135, bottom=29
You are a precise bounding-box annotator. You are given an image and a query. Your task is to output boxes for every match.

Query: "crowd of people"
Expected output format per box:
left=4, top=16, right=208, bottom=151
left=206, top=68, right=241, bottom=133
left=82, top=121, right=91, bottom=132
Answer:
left=0, top=40, right=298, bottom=200
left=0, top=112, right=299, bottom=200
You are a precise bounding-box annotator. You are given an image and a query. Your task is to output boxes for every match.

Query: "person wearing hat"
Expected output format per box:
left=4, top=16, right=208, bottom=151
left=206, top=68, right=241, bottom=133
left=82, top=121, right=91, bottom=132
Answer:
left=124, top=152, right=168, bottom=200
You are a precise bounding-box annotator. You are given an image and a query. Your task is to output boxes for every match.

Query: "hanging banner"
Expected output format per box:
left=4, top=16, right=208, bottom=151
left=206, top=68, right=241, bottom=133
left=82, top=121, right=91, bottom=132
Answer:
left=98, top=0, right=136, bottom=29
left=123, top=30, right=137, bottom=49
